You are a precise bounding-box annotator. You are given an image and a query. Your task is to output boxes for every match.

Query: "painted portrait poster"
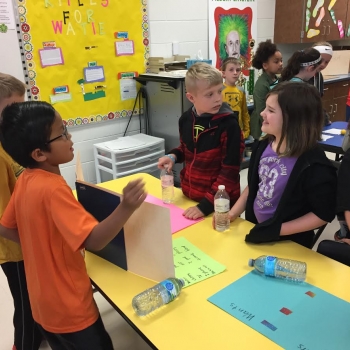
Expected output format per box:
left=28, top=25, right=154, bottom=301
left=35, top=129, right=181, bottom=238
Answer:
left=209, top=0, right=257, bottom=77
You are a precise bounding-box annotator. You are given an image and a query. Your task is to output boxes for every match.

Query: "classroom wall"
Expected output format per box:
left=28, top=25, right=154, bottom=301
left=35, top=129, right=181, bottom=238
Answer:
left=2, top=0, right=276, bottom=189
left=148, top=0, right=276, bottom=59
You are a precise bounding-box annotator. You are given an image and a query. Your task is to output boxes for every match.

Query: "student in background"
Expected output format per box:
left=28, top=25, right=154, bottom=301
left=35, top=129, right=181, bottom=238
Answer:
left=223, top=82, right=337, bottom=248
left=0, top=73, right=42, bottom=350
left=310, top=42, right=333, bottom=125
left=221, top=57, right=250, bottom=139
left=250, top=40, right=283, bottom=141
left=310, top=41, right=333, bottom=95
left=0, top=101, right=147, bottom=350
left=280, top=48, right=321, bottom=82
left=158, top=63, right=244, bottom=220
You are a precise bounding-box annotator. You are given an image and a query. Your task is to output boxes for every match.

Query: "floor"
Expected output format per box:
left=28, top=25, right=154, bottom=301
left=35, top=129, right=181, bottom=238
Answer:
left=0, top=164, right=341, bottom=350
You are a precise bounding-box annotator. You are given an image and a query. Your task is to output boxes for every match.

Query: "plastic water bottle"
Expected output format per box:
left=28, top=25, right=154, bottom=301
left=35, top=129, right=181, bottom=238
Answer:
left=214, top=185, right=230, bottom=232
left=160, top=165, right=174, bottom=203
left=248, top=255, right=307, bottom=283
left=132, top=278, right=184, bottom=316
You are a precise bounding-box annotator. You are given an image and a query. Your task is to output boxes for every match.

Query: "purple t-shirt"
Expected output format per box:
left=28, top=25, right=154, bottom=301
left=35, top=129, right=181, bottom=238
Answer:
left=253, top=144, right=298, bottom=223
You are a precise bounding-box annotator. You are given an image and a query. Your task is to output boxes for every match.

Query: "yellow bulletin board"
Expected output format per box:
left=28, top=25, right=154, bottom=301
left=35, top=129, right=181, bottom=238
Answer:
left=16, top=0, right=149, bottom=127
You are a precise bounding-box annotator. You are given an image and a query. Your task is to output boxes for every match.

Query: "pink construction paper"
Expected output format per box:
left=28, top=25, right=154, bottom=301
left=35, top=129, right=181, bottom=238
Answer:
left=145, top=194, right=203, bottom=234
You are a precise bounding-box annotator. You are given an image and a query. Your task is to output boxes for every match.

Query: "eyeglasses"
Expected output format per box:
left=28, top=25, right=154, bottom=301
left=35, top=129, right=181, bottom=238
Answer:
left=46, top=124, right=69, bottom=144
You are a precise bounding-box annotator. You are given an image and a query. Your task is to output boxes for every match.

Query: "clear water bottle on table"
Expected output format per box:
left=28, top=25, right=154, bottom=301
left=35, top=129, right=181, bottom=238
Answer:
left=214, top=185, right=230, bottom=232
left=160, top=165, right=174, bottom=203
left=249, top=255, right=307, bottom=283
left=132, top=277, right=184, bottom=316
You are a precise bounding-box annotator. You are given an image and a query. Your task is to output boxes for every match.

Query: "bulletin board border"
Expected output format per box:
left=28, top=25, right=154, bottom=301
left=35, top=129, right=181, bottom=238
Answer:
left=16, top=0, right=150, bottom=127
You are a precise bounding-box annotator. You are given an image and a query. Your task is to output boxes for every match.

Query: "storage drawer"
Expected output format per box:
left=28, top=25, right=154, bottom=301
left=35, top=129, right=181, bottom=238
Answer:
left=333, top=81, right=350, bottom=98
left=99, top=163, right=160, bottom=182
left=96, top=150, right=164, bottom=171
left=95, top=142, right=164, bottom=163
left=322, top=85, right=334, bottom=100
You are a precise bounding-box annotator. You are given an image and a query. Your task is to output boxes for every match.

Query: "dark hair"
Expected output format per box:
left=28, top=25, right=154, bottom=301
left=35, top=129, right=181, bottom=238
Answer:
left=0, top=101, right=56, bottom=168
left=280, top=48, right=321, bottom=81
left=221, top=57, right=241, bottom=71
left=266, top=82, right=323, bottom=157
left=252, top=40, right=279, bottom=70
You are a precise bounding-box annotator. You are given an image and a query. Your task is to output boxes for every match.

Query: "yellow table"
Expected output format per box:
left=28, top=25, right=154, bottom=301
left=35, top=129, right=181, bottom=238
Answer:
left=86, top=173, right=350, bottom=350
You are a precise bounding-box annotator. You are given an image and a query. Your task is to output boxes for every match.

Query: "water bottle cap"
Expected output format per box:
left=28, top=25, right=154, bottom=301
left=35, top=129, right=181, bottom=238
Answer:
left=179, top=278, right=185, bottom=287
left=218, top=185, right=225, bottom=190
left=248, top=258, right=255, bottom=267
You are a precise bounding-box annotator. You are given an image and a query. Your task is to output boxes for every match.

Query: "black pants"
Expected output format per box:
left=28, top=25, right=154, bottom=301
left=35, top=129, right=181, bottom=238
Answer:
left=317, top=240, right=350, bottom=266
left=1, top=261, right=42, bottom=350
left=37, top=315, right=114, bottom=350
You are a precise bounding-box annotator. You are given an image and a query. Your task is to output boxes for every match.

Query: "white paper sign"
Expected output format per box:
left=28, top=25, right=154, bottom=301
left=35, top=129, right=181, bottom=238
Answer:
left=0, top=0, right=16, bottom=30
left=323, top=128, right=342, bottom=135
left=120, top=79, right=137, bottom=101
left=115, top=40, right=134, bottom=56
left=321, top=134, right=334, bottom=141
left=39, top=48, right=64, bottom=68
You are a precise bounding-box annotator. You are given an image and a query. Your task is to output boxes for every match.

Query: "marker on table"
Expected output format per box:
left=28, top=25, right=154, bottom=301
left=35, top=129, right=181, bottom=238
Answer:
left=85, top=46, right=98, bottom=50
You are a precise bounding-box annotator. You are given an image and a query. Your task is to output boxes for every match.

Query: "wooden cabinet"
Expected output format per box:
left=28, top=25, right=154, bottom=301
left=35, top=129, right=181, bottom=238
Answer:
left=274, top=0, right=304, bottom=44
left=323, top=80, right=349, bottom=122
left=274, top=0, right=349, bottom=44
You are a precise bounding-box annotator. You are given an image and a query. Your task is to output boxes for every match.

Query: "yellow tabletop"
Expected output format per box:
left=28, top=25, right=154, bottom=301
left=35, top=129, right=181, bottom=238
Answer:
left=86, top=173, right=350, bottom=350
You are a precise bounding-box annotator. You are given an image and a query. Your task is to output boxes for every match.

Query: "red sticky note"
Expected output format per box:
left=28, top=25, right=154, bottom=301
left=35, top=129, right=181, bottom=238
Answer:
left=306, top=291, right=316, bottom=298
left=280, top=307, right=292, bottom=315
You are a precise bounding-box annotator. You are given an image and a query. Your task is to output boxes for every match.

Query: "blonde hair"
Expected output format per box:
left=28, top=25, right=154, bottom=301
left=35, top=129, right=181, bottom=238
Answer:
left=0, top=73, right=26, bottom=101
left=185, top=63, right=223, bottom=93
left=221, top=57, right=241, bottom=71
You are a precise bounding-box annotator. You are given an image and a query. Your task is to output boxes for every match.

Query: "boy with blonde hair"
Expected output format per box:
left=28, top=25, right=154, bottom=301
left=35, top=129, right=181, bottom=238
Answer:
left=0, top=73, right=42, bottom=350
left=158, top=63, right=244, bottom=219
left=0, top=101, right=146, bottom=349
left=221, top=57, right=250, bottom=139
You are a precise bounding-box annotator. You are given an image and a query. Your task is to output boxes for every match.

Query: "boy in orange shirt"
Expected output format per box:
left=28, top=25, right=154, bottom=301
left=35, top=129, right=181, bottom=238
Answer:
left=0, top=101, right=146, bottom=349
left=0, top=73, right=42, bottom=350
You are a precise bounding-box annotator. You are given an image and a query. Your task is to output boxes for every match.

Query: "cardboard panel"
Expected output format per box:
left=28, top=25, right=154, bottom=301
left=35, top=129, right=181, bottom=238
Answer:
left=322, top=50, right=350, bottom=76
left=75, top=181, right=174, bottom=282
left=124, top=203, right=174, bottom=282
left=76, top=181, right=128, bottom=271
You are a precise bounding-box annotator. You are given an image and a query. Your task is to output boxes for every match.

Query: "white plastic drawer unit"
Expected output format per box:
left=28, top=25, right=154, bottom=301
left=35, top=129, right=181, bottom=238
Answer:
left=93, top=133, right=165, bottom=183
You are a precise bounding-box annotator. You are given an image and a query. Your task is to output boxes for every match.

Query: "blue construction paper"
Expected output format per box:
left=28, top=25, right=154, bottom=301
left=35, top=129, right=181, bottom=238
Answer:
left=208, top=271, right=350, bottom=350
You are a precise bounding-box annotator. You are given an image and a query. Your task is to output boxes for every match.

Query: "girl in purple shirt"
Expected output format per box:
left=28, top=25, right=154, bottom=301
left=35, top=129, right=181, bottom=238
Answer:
left=222, top=82, right=337, bottom=248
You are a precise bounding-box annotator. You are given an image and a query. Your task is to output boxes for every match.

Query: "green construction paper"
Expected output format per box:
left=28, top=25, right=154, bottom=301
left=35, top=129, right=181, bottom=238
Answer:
left=83, top=90, right=106, bottom=101
left=173, top=237, right=226, bottom=288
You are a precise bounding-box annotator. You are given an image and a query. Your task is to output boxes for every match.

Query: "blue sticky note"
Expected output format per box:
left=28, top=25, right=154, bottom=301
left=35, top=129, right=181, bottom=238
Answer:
left=208, top=271, right=350, bottom=350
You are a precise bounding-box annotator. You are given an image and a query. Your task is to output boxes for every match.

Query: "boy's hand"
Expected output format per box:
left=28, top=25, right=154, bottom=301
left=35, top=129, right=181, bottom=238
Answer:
left=158, top=155, right=174, bottom=170
left=121, top=179, right=147, bottom=211
left=183, top=206, right=204, bottom=220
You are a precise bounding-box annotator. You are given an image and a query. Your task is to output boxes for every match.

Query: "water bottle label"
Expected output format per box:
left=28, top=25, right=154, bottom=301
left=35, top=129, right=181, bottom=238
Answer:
left=214, top=198, right=230, bottom=212
left=160, top=279, right=177, bottom=301
left=161, top=175, right=174, bottom=187
left=264, top=256, right=276, bottom=277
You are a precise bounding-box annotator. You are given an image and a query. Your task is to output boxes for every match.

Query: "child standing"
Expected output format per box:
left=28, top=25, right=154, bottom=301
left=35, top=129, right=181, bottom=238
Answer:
left=221, top=57, right=250, bottom=139
left=250, top=40, right=283, bottom=141
left=280, top=48, right=321, bottom=82
left=225, top=82, right=337, bottom=248
left=158, top=63, right=244, bottom=220
left=0, top=101, right=146, bottom=350
left=310, top=42, right=333, bottom=95
left=311, top=42, right=334, bottom=125
left=0, top=73, right=42, bottom=350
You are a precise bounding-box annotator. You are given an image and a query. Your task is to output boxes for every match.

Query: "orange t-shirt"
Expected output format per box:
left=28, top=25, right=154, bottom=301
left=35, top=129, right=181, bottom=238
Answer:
left=1, top=168, right=99, bottom=333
